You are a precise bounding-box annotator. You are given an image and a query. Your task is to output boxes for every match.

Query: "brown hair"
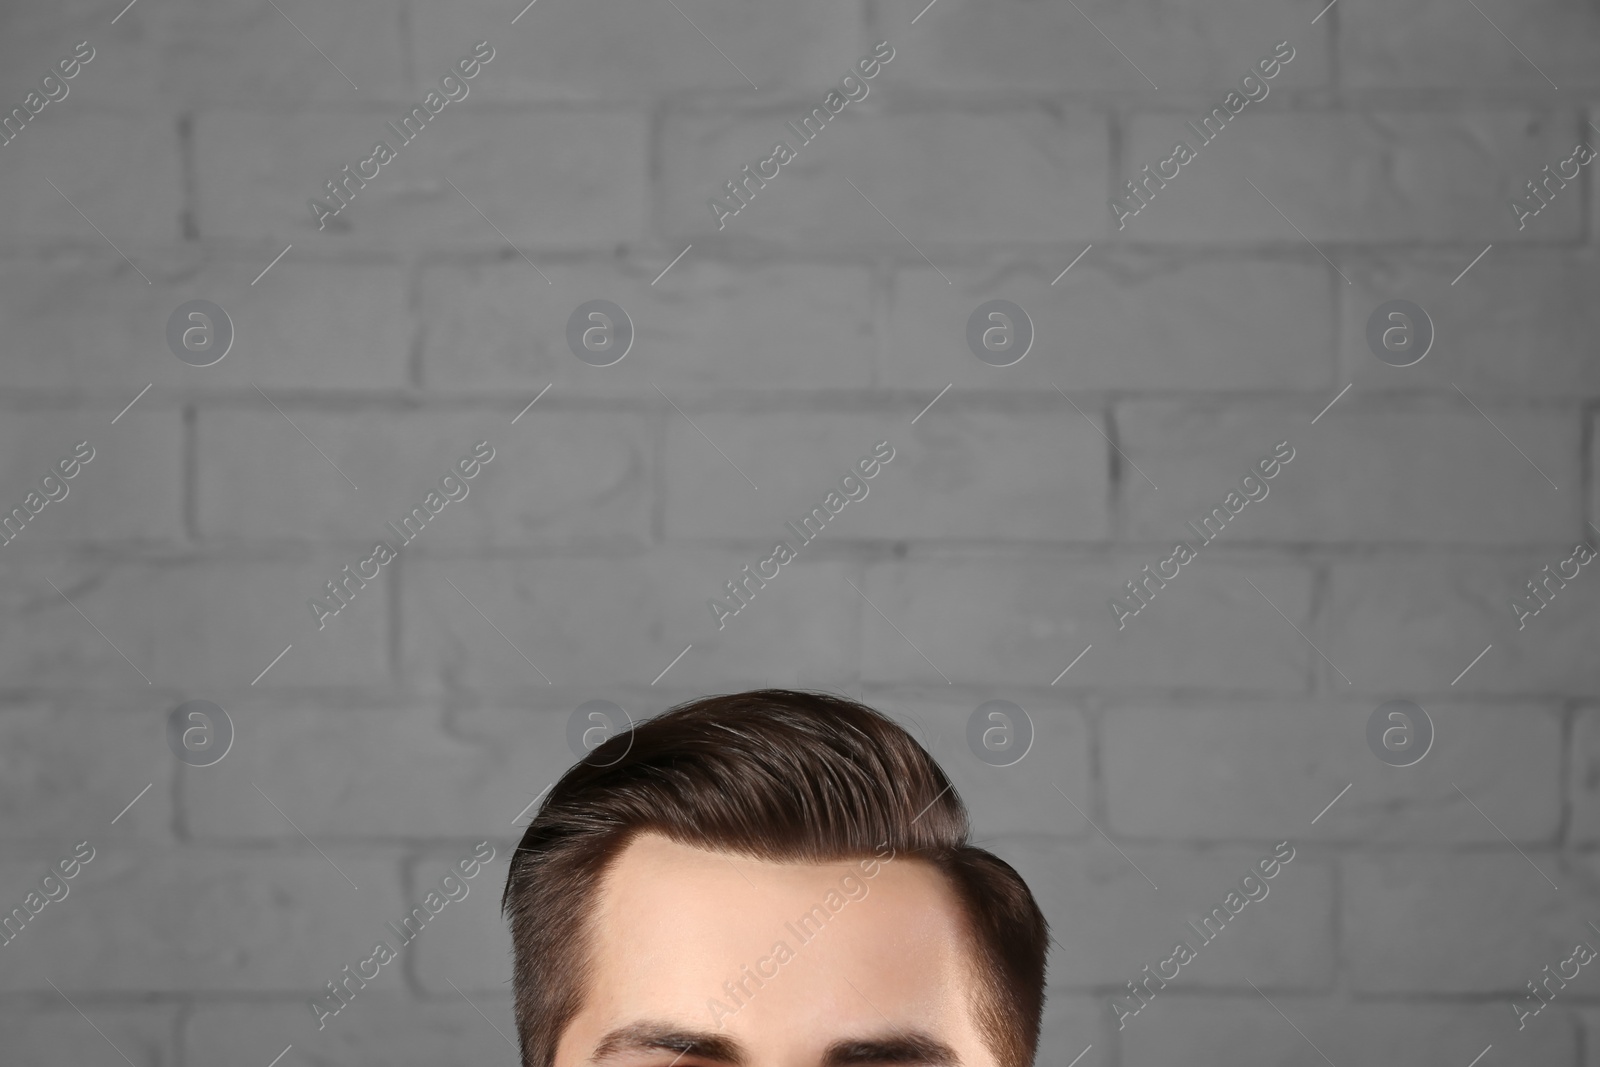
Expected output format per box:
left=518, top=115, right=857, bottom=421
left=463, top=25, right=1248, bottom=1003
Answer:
left=502, top=689, right=1049, bottom=1067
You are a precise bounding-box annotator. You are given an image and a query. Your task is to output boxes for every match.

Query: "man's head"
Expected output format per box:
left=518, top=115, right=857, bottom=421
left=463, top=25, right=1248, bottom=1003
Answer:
left=503, top=689, right=1049, bottom=1067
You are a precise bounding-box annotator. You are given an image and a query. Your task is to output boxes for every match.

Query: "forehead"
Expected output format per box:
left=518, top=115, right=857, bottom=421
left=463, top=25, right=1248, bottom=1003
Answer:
left=560, top=833, right=992, bottom=1064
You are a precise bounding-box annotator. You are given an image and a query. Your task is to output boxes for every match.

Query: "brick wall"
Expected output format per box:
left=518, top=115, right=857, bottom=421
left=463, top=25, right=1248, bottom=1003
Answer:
left=1, top=0, right=1596, bottom=1064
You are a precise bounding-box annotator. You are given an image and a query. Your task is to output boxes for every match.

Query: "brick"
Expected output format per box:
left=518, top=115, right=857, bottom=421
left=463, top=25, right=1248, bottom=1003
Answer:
left=412, top=843, right=514, bottom=994
left=1324, top=556, right=1600, bottom=696
left=883, top=253, right=1334, bottom=393
left=992, top=839, right=1333, bottom=988
left=0, top=699, right=174, bottom=841
left=1120, top=110, right=1580, bottom=243
left=1102, top=700, right=1561, bottom=842
left=1037, top=993, right=1103, bottom=1065
left=1561, top=711, right=1600, bottom=844
left=1344, top=853, right=1598, bottom=993
left=1124, top=998, right=1574, bottom=1066
left=1117, top=399, right=1580, bottom=545
left=0, top=1005, right=175, bottom=1067
left=1343, top=252, right=1600, bottom=397
left=401, top=554, right=857, bottom=692
left=196, top=110, right=647, bottom=247
left=889, top=0, right=1328, bottom=93
left=0, top=111, right=182, bottom=246
left=662, top=410, right=1109, bottom=543
left=187, top=997, right=518, bottom=1067
left=0, top=558, right=389, bottom=690
left=0, top=847, right=405, bottom=991
left=1343, top=0, right=1600, bottom=89
left=659, top=109, right=1108, bottom=245
left=198, top=410, right=651, bottom=549
left=862, top=688, right=1092, bottom=839
left=859, top=557, right=1313, bottom=691
left=418, top=258, right=876, bottom=394
left=0, top=6, right=165, bottom=112
left=413, top=0, right=859, bottom=98
left=0, top=412, right=181, bottom=544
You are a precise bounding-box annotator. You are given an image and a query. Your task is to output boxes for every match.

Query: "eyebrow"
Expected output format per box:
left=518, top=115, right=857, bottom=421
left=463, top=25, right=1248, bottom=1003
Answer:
left=588, top=1023, right=959, bottom=1067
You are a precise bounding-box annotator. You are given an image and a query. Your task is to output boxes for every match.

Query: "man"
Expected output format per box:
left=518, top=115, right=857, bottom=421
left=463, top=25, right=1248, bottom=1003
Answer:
left=502, top=689, right=1049, bottom=1067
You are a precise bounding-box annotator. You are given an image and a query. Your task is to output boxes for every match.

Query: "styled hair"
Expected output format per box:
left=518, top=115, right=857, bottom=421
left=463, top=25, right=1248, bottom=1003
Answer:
left=502, top=689, right=1049, bottom=1067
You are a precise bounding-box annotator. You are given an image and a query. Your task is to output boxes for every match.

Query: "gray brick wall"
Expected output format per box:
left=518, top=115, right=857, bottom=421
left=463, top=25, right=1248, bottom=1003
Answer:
left=0, top=0, right=1596, bottom=1064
